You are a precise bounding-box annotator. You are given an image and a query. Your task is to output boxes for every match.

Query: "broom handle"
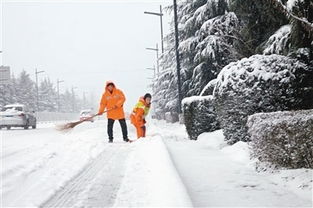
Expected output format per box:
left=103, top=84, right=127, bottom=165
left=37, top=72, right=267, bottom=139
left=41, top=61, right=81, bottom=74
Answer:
left=81, top=108, right=113, bottom=122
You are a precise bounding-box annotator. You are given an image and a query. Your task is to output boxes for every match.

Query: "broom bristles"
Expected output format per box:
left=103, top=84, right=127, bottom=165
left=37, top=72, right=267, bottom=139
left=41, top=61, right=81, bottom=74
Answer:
left=55, top=110, right=111, bottom=132
left=55, top=121, right=82, bottom=131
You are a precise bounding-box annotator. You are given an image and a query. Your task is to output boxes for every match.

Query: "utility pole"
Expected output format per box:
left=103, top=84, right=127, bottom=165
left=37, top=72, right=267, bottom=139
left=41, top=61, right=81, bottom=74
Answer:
left=57, top=79, right=64, bottom=112
left=173, top=0, right=182, bottom=114
left=146, top=44, right=159, bottom=75
left=35, top=69, right=44, bottom=111
left=144, top=5, right=164, bottom=53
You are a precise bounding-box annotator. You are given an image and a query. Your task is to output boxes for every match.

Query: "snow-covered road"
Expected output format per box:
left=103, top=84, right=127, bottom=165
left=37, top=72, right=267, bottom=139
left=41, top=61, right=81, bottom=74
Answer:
left=1, top=119, right=312, bottom=207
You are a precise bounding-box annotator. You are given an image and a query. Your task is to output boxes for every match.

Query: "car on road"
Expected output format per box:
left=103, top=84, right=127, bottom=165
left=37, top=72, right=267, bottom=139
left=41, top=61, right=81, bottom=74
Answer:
left=0, top=104, right=37, bottom=130
left=79, top=109, right=94, bottom=122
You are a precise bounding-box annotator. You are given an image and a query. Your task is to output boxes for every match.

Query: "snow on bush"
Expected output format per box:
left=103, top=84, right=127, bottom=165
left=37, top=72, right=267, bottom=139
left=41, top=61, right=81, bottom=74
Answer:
left=214, top=54, right=313, bottom=144
left=200, top=78, right=217, bottom=96
left=182, top=95, right=220, bottom=140
left=247, top=109, right=313, bottom=169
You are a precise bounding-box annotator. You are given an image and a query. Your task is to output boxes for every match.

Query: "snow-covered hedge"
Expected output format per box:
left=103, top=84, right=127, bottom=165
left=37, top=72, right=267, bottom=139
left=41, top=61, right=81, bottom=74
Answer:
left=182, top=95, right=220, bottom=140
left=247, top=109, right=313, bottom=169
left=214, top=54, right=313, bottom=144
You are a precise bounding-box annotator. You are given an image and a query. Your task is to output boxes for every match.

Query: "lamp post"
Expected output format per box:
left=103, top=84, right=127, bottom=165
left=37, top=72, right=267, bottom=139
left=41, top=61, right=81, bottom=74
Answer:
left=173, top=0, right=182, bottom=114
left=57, top=79, right=64, bottom=112
left=144, top=5, right=164, bottom=54
left=35, top=69, right=44, bottom=111
left=146, top=44, right=159, bottom=75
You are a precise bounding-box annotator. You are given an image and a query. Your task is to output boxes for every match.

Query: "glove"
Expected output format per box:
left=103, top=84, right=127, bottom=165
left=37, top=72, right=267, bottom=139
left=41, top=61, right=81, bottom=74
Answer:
left=143, top=119, right=146, bottom=124
left=97, top=112, right=103, bottom=115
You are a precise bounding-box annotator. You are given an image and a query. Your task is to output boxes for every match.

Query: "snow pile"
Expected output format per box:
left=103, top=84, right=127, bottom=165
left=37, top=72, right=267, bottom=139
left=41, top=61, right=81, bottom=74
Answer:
left=113, top=136, right=192, bottom=207
left=263, top=25, right=291, bottom=55
left=197, top=129, right=226, bottom=149
left=214, top=54, right=313, bottom=144
left=182, top=95, right=220, bottom=140
left=221, top=141, right=252, bottom=165
left=247, top=109, right=313, bottom=169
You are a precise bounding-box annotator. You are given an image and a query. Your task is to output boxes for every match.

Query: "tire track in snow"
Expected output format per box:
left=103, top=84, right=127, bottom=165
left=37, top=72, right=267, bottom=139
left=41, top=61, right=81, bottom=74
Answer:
left=41, top=143, right=132, bottom=208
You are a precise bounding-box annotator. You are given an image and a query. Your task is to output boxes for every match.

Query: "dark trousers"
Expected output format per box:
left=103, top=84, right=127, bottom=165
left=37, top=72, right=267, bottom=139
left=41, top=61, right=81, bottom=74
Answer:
left=107, top=118, right=128, bottom=141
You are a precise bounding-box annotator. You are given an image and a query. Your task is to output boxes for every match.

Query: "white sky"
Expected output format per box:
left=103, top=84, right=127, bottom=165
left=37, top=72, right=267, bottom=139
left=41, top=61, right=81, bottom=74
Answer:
left=0, top=0, right=172, bottom=111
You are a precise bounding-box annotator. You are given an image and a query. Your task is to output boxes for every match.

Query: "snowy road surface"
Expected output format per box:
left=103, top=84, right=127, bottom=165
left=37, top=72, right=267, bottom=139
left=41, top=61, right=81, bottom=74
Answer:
left=1, top=119, right=312, bottom=207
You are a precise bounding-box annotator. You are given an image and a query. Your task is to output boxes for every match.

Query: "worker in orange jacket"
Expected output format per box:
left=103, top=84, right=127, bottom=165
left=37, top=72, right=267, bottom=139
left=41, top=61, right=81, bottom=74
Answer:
left=130, top=93, right=152, bottom=138
left=98, top=81, right=129, bottom=143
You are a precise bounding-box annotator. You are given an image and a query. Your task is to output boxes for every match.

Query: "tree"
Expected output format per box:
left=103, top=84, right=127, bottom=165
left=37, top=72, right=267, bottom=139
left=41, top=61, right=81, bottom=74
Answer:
left=38, top=78, right=57, bottom=112
left=15, top=70, right=36, bottom=111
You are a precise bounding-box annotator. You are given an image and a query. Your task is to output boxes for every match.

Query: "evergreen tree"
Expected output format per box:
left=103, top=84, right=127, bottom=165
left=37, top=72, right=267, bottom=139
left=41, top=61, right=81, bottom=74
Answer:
left=15, top=70, right=36, bottom=111
left=38, top=78, right=57, bottom=112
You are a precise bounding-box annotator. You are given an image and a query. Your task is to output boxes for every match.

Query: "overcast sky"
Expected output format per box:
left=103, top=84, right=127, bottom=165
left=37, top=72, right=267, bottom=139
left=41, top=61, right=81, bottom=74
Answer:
left=0, top=0, right=172, bottom=111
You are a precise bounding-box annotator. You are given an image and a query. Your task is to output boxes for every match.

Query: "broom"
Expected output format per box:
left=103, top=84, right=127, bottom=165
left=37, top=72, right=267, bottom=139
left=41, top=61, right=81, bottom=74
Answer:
left=56, top=109, right=110, bottom=131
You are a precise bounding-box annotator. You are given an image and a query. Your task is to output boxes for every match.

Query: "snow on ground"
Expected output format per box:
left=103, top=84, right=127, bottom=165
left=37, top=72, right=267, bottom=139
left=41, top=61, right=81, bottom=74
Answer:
left=1, top=119, right=312, bottom=207
left=150, top=120, right=312, bottom=207
left=1, top=120, right=135, bottom=207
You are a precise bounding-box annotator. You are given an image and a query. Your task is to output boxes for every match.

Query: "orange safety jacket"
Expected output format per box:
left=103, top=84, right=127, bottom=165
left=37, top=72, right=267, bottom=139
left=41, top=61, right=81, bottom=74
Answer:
left=98, top=81, right=126, bottom=120
left=130, top=97, right=150, bottom=127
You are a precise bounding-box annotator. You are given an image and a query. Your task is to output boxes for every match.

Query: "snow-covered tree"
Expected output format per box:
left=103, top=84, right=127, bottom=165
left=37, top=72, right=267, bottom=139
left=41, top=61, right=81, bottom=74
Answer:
left=15, top=70, right=36, bottom=111
left=153, top=0, right=241, bottom=119
left=38, top=78, right=57, bottom=112
left=0, top=75, right=18, bottom=107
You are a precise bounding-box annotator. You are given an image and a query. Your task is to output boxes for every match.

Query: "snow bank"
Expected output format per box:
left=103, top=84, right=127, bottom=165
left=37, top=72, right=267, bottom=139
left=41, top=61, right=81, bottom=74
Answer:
left=197, top=129, right=225, bottom=149
left=114, top=135, right=192, bottom=207
left=247, top=109, right=313, bottom=169
left=221, top=141, right=251, bottom=165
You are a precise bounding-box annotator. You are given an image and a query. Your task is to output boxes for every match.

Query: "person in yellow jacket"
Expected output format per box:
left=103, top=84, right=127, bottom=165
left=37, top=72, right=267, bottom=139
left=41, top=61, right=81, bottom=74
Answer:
left=130, top=93, right=152, bottom=138
left=98, top=81, right=129, bottom=143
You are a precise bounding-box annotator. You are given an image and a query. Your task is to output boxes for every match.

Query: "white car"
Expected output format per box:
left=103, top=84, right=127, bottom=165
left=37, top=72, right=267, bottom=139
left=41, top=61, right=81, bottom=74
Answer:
left=79, top=109, right=94, bottom=122
left=0, top=104, right=37, bottom=130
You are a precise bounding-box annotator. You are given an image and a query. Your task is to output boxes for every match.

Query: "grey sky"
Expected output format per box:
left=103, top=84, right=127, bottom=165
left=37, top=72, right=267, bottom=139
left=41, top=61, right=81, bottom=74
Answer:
left=1, top=0, right=172, bottom=111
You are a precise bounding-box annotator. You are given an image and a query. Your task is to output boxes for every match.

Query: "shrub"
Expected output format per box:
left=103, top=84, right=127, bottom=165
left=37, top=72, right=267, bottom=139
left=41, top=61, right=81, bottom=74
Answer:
left=247, top=109, right=313, bottom=169
left=182, top=95, right=220, bottom=140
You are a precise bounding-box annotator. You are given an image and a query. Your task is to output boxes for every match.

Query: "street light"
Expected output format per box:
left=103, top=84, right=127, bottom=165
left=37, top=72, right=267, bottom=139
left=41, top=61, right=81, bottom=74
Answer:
left=35, top=69, right=44, bottom=111
left=57, top=79, right=64, bottom=112
left=144, top=5, right=164, bottom=54
left=173, top=0, right=182, bottom=114
left=146, top=44, right=159, bottom=75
